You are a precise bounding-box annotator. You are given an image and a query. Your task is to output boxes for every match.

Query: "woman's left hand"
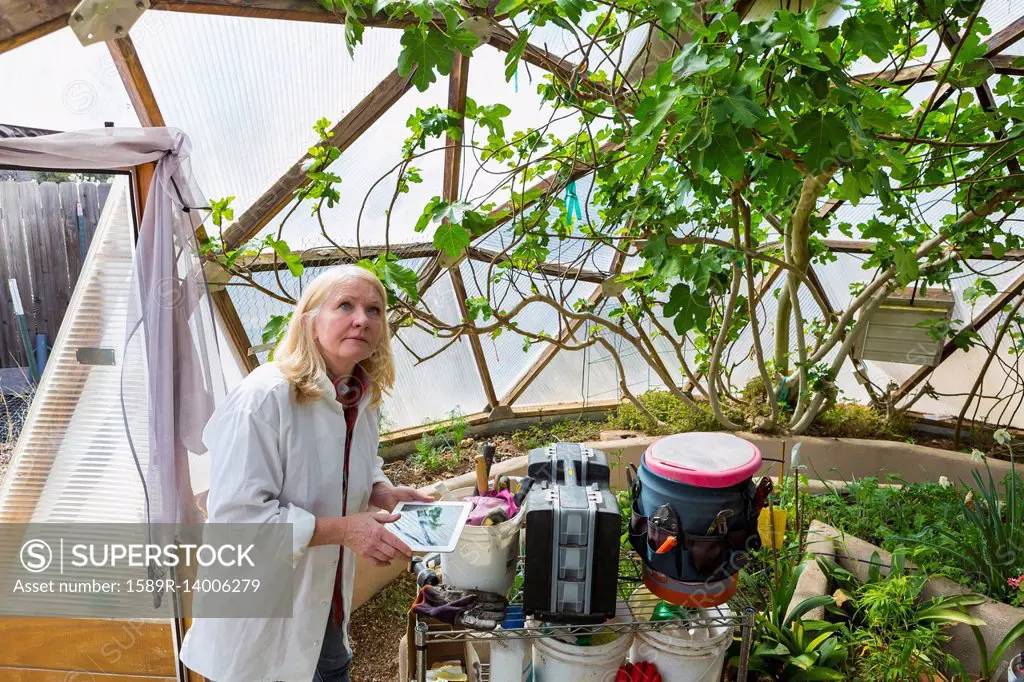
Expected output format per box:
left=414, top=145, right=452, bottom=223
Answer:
left=369, top=483, right=434, bottom=512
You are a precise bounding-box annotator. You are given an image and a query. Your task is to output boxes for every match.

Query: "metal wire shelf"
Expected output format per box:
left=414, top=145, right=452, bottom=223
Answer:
left=414, top=550, right=757, bottom=682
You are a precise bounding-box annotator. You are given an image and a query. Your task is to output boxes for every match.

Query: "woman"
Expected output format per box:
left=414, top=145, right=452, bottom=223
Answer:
left=179, top=264, right=432, bottom=682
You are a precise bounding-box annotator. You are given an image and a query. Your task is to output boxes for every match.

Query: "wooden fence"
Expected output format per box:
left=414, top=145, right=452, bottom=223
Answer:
left=0, top=180, right=110, bottom=371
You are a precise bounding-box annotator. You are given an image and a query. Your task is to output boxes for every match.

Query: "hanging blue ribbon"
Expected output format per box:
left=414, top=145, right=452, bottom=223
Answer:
left=564, top=181, right=582, bottom=226
left=513, top=65, right=519, bottom=93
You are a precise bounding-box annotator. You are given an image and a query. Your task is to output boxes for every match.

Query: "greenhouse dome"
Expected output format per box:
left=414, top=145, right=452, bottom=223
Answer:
left=3, top=0, right=1024, bottom=438
left=2, top=0, right=1024, bottom=679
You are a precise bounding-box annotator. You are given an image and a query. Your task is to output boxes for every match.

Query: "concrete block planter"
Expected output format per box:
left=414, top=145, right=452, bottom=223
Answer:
left=810, top=520, right=1024, bottom=679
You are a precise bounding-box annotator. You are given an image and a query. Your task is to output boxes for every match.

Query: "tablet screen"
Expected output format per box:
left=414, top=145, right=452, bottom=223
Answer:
left=384, top=501, right=473, bottom=553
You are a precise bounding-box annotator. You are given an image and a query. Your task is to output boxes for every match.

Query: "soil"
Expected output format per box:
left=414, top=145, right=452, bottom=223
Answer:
left=382, top=435, right=526, bottom=489
left=350, top=572, right=419, bottom=682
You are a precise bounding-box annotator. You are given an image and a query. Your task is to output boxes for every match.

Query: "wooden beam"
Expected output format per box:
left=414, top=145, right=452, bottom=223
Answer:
left=221, top=68, right=414, bottom=250
left=150, top=0, right=417, bottom=26
left=246, top=241, right=439, bottom=270
left=822, top=239, right=1024, bottom=260
left=892, top=269, right=1024, bottom=403
left=108, top=35, right=166, bottom=128
left=984, top=15, right=1024, bottom=57
left=856, top=54, right=1024, bottom=85
left=443, top=52, right=470, bottom=207
left=212, top=289, right=259, bottom=373
left=441, top=52, right=499, bottom=408
left=0, top=1, right=76, bottom=56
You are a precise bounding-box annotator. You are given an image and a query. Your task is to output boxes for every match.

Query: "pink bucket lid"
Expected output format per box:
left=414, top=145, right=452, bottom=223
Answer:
left=643, top=433, right=761, bottom=488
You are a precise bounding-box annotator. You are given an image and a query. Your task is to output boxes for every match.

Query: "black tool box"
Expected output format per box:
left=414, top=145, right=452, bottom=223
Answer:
left=522, top=442, right=621, bottom=623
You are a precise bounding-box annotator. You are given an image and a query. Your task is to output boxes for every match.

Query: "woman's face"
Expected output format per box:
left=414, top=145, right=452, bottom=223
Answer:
left=312, top=278, right=384, bottom=376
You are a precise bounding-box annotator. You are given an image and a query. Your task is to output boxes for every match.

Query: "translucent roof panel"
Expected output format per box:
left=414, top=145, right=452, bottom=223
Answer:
left=458, top=257, right=598, bottom=400
left=511, top=17, right=649, bottom=72
left=253, top=77, right=447, bottom=249
left=461, top=45, right=603, bottom=211
left=0, top=28, right=139, bottom=130
left=515, top=300, right=684, bottom=407
left=130, top=12, right=403, bottom=234
left=475, top=174, right=619, bottom=273
left=388, top=271, right=488, bottom=428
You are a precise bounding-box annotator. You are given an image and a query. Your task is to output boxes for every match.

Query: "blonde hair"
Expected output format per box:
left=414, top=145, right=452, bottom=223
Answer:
left=275, top=264, right=395, bottom=407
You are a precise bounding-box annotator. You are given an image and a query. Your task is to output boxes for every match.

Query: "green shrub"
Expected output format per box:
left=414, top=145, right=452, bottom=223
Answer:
left=510, top=418, right=602, bottom=451
left=604, top=390, right=719, bottom=435
left=809, top=402, right=909, bottom=440
left=409, top=409, right=468, bottom=474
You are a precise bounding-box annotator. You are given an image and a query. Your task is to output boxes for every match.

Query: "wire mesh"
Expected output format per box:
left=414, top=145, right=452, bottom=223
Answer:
left=417, top=549, right=747, bottom=644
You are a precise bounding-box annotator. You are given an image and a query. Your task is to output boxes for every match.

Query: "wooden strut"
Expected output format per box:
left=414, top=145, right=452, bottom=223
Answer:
left=891, top=270, right=1024, bottom=405
left=442, top=52, right=500, bottom=408
left=107, top=33, right=260, bottom=373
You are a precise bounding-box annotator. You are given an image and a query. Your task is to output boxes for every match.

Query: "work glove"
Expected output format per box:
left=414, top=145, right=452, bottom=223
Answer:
left=412, top=586, right=507, bottom=630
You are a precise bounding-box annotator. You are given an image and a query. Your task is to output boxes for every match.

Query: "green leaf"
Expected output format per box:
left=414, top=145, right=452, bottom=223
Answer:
left=555, top=0, right=586, bottom=24
left=651, top=0, right=685, bottom=25
left=702, top=123, right=746, bottom=180
left=504, top=31, right=529, bottom=81
left=261, top=313, right=292, bottom=355
left=264, top=236, right=304, bottom=278
left=672, top=42, right=730, bottom=79
left=843, top=11, right=898, bottom=62
left=398, top=26, right=476, bottom=91
left=793, top=111, right=849, bottom=173
left=433, top=222, right=470, bottom=258
left=633, top=87, right=680, bottom=140
left=494, top=0, right=524, bottom=13
left=893, top=245, right=919, bottom=285
left=664, top=283, right=712, bottom=335
left=344, top=14, right=364, bottom=57
left=416, top=196, right=444, bottom=233
left=712, top=93, right=766, bottom=128
left=358, top=254, right=419, bottom=303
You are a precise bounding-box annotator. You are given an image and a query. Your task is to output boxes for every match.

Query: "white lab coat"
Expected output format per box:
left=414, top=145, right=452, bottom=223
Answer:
left=178, top=362, right=390, bottom=682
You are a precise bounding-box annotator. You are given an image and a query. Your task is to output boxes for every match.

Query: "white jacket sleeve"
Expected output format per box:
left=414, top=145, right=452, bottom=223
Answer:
left=203, top=399, right=316, bottom=568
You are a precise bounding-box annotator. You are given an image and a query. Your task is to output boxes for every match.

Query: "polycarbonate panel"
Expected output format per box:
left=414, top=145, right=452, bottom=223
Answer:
left=461, top=46, right=606, bottom=210
left=510, top=18, right=648, bottom=72
left=0, top=27, right=139, bottom=130
left=227, top=258, right=430, bottom=364
left=917, top=313, right=1024, bottom=426
left=385, top=271, right=488, bottom=429
left=475, top=174, right=618, bottom=272
left=515, top=299, right=684, bottom=407
left=0, top=178, right=152, bottom=523
left=130, top=12, right=403, bottom=234
left=252, top=78, right=446, bottom=249
left=458, top=257, right=598, bottom=400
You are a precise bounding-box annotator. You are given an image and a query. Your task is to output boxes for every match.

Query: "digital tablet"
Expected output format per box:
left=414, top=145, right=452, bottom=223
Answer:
left=384, top=501, right=473, bottom=553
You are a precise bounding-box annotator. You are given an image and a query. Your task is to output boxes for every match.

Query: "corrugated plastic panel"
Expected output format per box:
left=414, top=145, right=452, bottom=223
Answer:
left=0, top=27, right=139, bottom=130
left=0, top=178, right=151, bottom=523
left=130, top=12, right=404, bottom=247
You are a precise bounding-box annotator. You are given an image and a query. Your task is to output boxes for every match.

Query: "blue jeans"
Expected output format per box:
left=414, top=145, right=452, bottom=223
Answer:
left=312, top=614, right=351, bottom=682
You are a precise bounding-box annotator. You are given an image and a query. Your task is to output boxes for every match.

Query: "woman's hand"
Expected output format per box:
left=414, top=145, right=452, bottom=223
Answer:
left=338, top=511, right=412, bottom=566
left=369, top=482, right=434, bottom=512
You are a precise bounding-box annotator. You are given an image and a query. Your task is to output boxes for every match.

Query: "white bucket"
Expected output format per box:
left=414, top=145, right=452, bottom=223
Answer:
left=440, top=485, right=525, bottom=594
left=533, top=628, right=633, bottom=682
left=627, top=589, right=734, bottom=682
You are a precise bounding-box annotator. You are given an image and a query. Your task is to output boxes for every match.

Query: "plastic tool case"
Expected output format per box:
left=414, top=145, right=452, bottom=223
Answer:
left=523, top=442, right=620, bottom=623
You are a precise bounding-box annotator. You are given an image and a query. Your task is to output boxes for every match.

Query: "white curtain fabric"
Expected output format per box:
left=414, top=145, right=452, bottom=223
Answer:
left=0, top=127, right=226, bottom=528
